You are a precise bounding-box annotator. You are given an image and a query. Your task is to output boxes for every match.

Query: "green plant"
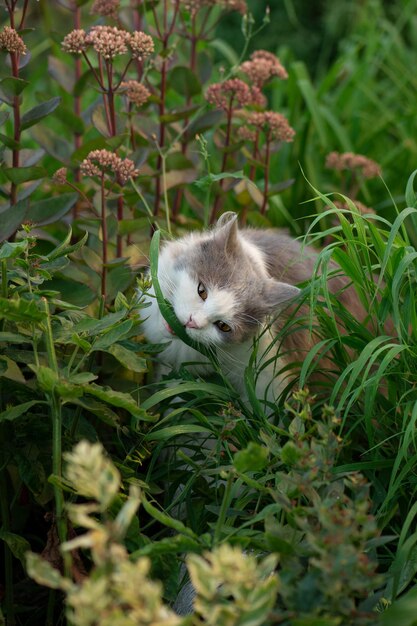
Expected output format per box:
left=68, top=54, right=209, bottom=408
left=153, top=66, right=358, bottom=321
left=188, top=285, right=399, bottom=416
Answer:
left=27, top=393, right=385, bottom=626
left=0, top=227, right=154, bottom=624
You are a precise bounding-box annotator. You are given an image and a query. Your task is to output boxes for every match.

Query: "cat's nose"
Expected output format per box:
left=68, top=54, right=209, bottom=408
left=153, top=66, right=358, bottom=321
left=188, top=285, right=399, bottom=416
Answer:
left=184, top=315, right=200, bottom=329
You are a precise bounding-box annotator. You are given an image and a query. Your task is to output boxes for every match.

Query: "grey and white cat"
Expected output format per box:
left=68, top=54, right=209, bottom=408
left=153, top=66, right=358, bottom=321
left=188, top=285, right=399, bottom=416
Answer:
left=142, top=212, right=360, bottom=403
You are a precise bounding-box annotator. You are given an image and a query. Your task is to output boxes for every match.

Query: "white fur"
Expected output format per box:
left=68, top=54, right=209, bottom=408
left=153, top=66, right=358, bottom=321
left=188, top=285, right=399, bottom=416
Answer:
left=141, top=231, right=286, bottom=403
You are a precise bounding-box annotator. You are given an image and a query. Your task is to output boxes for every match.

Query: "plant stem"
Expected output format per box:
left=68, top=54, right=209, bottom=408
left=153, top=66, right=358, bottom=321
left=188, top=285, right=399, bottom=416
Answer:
left=103, top=58, right=126, bottom=258
left=241, top=131, right=260, bottom=225
left=100, top=174, right=108, bottom=300
left=153, top=0, right=180, bottom=221
left=213, top=472, right=234, bottom=545
left=153, top=44, right=168, bottom=220
left=73, top=4, right=82, bottom=221
left=260, top=137, right=271, bottom=215
left=0, top=435, right=15, bottom=626
left=41, top=298, right=71, bottom=577
left=10, top=51, right=21, bottom=209
left=172, top=12, right=198, bottom=220
left=210, top=98, right=234, bottom=224
left=1, top=259, right=7, bottom=300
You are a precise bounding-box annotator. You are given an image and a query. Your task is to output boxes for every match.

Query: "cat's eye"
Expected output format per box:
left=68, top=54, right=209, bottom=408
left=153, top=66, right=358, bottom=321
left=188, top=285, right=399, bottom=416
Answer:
left=215, top=320, right=232, bottom=333
left=198, top=282, right=208, bottom=301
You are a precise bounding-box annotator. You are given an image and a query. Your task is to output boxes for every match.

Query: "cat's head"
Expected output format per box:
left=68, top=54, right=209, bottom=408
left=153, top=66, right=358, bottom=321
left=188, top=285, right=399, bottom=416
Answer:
left=158, top=212, right=300, bottom=346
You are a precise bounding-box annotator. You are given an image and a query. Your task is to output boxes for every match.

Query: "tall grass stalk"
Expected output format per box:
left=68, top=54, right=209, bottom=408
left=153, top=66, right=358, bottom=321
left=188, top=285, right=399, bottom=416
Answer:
left=41, top=298, right=70, bottom=576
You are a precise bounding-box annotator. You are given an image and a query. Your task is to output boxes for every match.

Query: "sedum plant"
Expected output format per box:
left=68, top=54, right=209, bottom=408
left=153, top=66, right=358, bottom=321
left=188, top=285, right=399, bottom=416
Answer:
left=26, top=440, right=280, bottom=626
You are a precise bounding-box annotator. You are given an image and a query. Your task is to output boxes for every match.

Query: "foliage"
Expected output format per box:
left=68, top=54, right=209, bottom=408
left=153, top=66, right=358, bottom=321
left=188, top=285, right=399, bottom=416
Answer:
left=1, top=0, right=417, bottom=624
left=27, top=402, right=382, bottom=626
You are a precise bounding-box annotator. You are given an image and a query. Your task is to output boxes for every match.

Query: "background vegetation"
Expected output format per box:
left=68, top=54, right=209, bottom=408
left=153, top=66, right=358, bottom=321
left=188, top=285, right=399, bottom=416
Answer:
left=1, top=0, right=417, bottom=624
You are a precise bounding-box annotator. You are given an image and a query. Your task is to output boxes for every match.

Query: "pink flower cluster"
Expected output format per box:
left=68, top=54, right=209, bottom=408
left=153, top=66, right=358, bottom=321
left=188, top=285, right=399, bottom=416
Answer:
left=181, top=0, right=246, bottom=15
left=80, top=149, right=139, bottom=184
left=240, top=50, right=288, bottom=88
left=326, top=152, right=381, bottom=179
left=0, top=26, right=27, bottom=55
left=91, top=0, right=120, bottom=17
left=120, top=81, right=151, bottom=107
left=206, top=79, right=252, bottom=111
left=240, top=111, right=295, bottom=143
left=62, top=27, right=154, bottom=61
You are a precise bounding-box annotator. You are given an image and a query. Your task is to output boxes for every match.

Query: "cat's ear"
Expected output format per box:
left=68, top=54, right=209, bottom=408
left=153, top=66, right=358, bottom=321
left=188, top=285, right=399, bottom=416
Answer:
left=215, top=212, right=239, bottom=253
left=263, top=279, right=300, bottom=310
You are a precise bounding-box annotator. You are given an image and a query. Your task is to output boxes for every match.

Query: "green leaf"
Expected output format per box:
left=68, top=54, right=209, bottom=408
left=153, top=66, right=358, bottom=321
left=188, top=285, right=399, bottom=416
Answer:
left=92, top=104, right=111, bottom=137
left=0, top=111, right=10, bottom=126
left=380, top=585, right=417, bottom=626
left=68, top=372, right=98, bottom=384
left=47, top=277, right=95, bottom=307
left=48, top=56, right=74, bottom=93
left=118, top=217, right=148, bottom=236
left=105, top=344, right=147, bottom=373
left=186, top=110, right=223, bottom=136
left=48, top=228, right=88, bottom=260
left=167, top=66, right=201, bottom=98
left=0, top=296, right=46, bottom=322
left=85, top=383, right=155, bottom=421
left=160, top=105, right=200, bottom=124
left=141, top=381, right=234, bottom=410
left=81, top=246, right=102, bottom=273
left=0, top=133, right=19, bottom=149
left=0, top=240, right=28, bottom=259
left=209, top=38, right=240, bottom=66
left=145, top=424, right=212, bottom=442
left=4, top=166, right=46, bottom=185
left=70, top=397, right=121, bottom=427
left=21, top=97, right=61, bottom=131
left=26, top=192, right=77, bottom=226
left=0, top=400, right=46, bottom=422
left=0, top=331, right=31, bottom=343
left=73, top=67, right=95, bottom=96
left=92, top=319, right=133, bottom=350
left=0, top=531, right=31, bottom=565
left=0, top=77, right=29, bottom=98
left=141, top=494, right=199, bottom=539
left=281, top=441, right=301, bottom=466
left=0, top=199, right=28, bottom=242
left=107, top=265, right=134, bottom=300
left=194, top=170, right=245, bottom=190
left=26, top=552, right=65, bottom=590
left=33, top=365, right=59, bottom=393
left=75, top=310, right=127, bottom=335
left=54, top=104, right=85, bottom=134
left=234, top=442, right=269, bottom=473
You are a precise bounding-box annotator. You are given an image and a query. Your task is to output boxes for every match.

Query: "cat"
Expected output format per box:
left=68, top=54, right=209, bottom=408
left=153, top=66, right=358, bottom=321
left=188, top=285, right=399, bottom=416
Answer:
left=141, top=211, right=364, bottom=404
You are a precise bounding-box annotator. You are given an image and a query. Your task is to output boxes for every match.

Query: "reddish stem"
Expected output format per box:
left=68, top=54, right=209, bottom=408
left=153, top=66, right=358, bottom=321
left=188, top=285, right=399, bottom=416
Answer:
left=10, top=51, right=21, bottom=207
left=260, top=137, right=271, bottom=216
left=100, top=174, right=108, bottom=299
left=153, top=35, right=168, bottom=220
left=241, top=132, right=260, bottom=225
left=18, top=0, right=30, bottom=31
left=152, top=0, right=180, bottom=222
left=172, top=13, right=198, bottom=219
left=73, top=5, right=82, bottom=219
left=131, top=1, right=144, bottom=78
left=104, top=60, right=124, bottom=258
left=210, top=97, right=235, bottom=224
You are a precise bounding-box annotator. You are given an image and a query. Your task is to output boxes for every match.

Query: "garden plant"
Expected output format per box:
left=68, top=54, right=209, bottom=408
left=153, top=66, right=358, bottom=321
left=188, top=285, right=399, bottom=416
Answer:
left=1, top=1, right=417, bottom=625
